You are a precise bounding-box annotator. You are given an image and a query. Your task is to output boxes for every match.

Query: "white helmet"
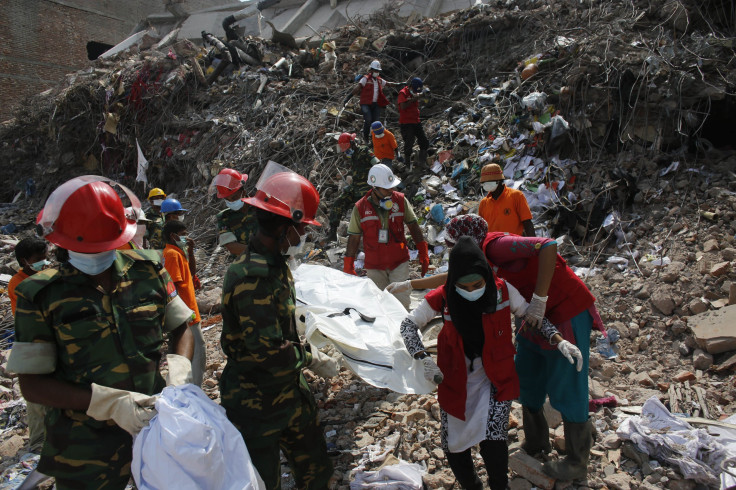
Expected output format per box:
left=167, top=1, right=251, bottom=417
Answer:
left=367, top=163, right=400, bottom=189
left=369, top=60, right=382, bottom=71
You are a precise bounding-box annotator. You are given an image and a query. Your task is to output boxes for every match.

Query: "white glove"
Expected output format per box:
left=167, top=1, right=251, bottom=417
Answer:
left=165, top=354, right=193, bottom=386
left=422, top=356, right=444, bottom=384
left=86, top=384, right=158, bottom=435
left=557, top=340, right=583, bottom=372
left=524, top=293, right=548, bottom=328
left=386, top=280, right=413, bottom=294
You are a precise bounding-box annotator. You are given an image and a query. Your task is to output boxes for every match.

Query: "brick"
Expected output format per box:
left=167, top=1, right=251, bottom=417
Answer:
left=509, top=452, right=556, bottom=490
left=673, top=371, right=695, bottom=383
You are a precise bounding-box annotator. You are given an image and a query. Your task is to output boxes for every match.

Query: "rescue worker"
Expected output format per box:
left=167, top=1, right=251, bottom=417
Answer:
left=8, top=176, right=194, bottom=490
left=220, top=167, right=333, bottom=490
left=343, top=164, right=430, bottom=309
left=161, top=198, right=188, bottom=223
left=370, top=121, right=400, bottom=170
left=478, top=163, right=535, bottom=237
left=117, top=208, right=150, bottom=250
left=146, top=188, right=166, bottom=249
left=388, top=214, right=602, bottom=482
left=399, top=236, right=581, bottom=490
left=210, top=168, right=258, bottom=256
left=397, top=77, right=429, bottom=167
left=8, top=236, right=50, bottom=453
left=327, top=132, right=378, bottom=240
left=352, top=60, right=389, bottom=141
left=163, top=220, right=205, bottom=386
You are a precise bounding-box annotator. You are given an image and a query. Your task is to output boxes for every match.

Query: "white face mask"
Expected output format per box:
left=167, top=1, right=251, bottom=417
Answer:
left=68, top=250, right=117, bottom=276
left=133, top=225, right=146, bottom=248
left=372, top=71, right=380, bottom=77
left=455, top=285, right=486, bottom=302
left=285, top=226, right=307, bottom=256
left=482, top=181, right=500, bottom=193
left=225, top=199, right=244, bottom=211
left=152, top=199, right=164, bottom=206
left=374, top=133, right=385, bottom=139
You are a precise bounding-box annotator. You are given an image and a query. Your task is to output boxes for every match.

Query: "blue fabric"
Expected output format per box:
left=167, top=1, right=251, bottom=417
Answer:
left=515, top=310, right=592, bottom=423
left=360, top=104, right=383, bottom=140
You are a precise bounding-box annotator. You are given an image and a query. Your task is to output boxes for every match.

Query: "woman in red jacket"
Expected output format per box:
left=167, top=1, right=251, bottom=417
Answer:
left=399, top=236, right=580, bottom=489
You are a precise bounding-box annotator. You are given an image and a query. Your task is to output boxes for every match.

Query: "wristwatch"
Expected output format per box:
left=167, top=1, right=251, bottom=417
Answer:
left=415, top=351, right=429, bottom=360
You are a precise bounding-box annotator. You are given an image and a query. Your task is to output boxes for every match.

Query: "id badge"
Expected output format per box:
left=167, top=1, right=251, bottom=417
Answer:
left=378, top=229, right=389, bottom=244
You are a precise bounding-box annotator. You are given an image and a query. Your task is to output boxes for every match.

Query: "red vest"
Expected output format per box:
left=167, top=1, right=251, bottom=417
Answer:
left=483, top=232, right=595, bottom=346
left=431, top=280, right=520, bottom=421
left=398, top=86, right=420, bottom=124
left=356, top=190, right=409, bottom=270
left=359, top=75, right=389, bottom=107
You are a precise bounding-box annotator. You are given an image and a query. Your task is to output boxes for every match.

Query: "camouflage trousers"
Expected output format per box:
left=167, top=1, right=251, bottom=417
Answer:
left=39, top=408, right=133, bottom=490
left=328, top=184, right=370, bottom=230
left=221, top=372, right=333, bottom=490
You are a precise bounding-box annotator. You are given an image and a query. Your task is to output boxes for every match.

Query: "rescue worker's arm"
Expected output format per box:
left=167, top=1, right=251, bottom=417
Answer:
left=168, top=322, right=194, bottom=360
left=398, top=91, right=416, bottom=110
left=344, top=234, right=361, bottom=275
left=224, top=242, right=247, bottom=256
left=351, top=83, right=362, bottom=97
left=186, top=237, right=197, bottom=275
left=19, top=375, right=93, bottom=410
left=522, top=219, right=536, bottom=237
left=406, top=221, right=425, bottom=248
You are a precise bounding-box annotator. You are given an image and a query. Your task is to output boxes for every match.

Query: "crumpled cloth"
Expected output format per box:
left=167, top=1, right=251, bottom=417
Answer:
left=616, top=396, right=734, bottom=486
left=350, top=460, right=425, bottom=489
left=132, top=384, right=264, bottom=490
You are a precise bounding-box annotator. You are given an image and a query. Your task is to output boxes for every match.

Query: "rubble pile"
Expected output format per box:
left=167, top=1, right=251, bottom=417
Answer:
left=0, top=0, right=735, bottom=488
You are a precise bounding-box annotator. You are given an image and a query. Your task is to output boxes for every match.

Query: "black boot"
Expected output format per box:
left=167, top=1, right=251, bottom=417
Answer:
left=521, top=405, right=551, bottom=455
left=446, top=448, right=483, bottom=490
left=480, top=440, right=508, bottom=490
left=543, top=419, right=594, bottom=481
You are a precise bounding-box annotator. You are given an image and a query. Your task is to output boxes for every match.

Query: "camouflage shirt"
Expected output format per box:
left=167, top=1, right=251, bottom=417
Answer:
left=146, top=214, right=165, bottom=250
left=349, top=145, right=379, bottom=193
left=216, top=205, right=258, bottom=248
left=7, top=249, right=192, bottom=483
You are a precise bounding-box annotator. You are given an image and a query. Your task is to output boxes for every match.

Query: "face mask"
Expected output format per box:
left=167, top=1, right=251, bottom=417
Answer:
left=374, top=133, right=384, bottom=139
left=285, top=226, right=307, bottom=256
left=133, top=225, right=146, bottom=248
left=225, top=199, right=244, bottom=211
left=168, top=214, right=183, bottom=221
left=68, top=250, right=117, bottom=276
left=152, top=199, right=163, bottom=206
left=29, top=259, right=51, bottom=272
left=344, top=148, right=354, bottom=157
left=482, top=181, right=499, bottom=193
left=177, top=235, right=188, bottom=250
left=372, top=71, right=380, bottom=77
left=455, top=285, right=486, bottom=301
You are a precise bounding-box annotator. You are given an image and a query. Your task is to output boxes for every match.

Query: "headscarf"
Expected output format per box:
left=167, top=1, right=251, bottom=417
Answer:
left=446, top=236, right=498, bottom=360
left=445, top=214, right=488, bottom=248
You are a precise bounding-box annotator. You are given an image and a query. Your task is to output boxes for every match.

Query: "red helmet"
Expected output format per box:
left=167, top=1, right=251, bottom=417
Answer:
left=337, top=132, right=356, bottom=152
left=244, top=171, right=321, bottom=226
left=210, top=168, right=247, bottom=199
left=38, top=176, right=139, bottom=253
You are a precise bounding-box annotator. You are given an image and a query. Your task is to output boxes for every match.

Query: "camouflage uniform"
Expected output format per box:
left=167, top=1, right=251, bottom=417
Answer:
left=220, top=238, right=333, bottom=490
left=146, top=212, right=165, bottom=250
left=7, top=250, right=193, bottom=490
left=328, top=145, right=378, bottom=230
left=216, top=205, right=258, bottom=249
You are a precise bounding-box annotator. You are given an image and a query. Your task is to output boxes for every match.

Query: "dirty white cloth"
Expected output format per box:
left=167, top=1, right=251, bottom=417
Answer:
left=616, top=396, right=735, bottom=487
left=294, top=264, right=436, bottom=394
left=350, top=461, right=425, bottom=489
left=445, top=356, right=491, bottom=453
left=132, top=385, right=265, bottom=490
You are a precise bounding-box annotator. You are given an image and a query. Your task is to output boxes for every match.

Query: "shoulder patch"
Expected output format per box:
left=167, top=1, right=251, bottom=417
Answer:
left=15, top=267, right=62, bottom=301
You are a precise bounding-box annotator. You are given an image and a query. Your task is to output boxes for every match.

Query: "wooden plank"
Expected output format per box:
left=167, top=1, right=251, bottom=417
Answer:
left=694, top=386, right=711, bottom=419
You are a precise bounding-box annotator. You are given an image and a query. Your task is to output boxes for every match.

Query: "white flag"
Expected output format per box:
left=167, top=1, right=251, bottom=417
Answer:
left=136, top=139, right=149, bottom=186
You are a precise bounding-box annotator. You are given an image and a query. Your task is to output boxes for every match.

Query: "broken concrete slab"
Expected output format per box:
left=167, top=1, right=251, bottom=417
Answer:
left=690, top=304, right=736, bottom=354
left=509, top=452, right=555, bottom=490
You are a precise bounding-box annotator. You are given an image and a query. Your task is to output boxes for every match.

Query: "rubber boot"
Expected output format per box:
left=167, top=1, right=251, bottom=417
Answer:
left=543, top=419, right=594, bottom=481
left=521, top=405, right=551, bottom=455
left=417, top=149, right=428, bottom=166
left=479, top=440, right=509, bottom=490
left=446, top=449, right=483, bottom=490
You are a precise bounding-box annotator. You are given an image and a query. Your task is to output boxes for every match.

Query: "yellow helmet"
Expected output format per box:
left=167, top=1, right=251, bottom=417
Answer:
left=148, top=188, right=166, bottom=200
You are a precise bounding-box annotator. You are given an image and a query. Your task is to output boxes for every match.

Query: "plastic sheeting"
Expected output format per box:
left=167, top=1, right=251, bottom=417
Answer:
left=132, top=385, right=265, bottom=490
left=350, top=461, right=425, bottom=489
left=616, top=396, right=735, bottom=487
left=294, top=264, right=436, bottom=394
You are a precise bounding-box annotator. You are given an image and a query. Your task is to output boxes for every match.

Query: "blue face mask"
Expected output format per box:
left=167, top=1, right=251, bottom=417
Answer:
left=455, top=284, right=486, bottom=302
left=225, top=199, right=244, bottom=211
left=68, top=250, right=117, bottom=276
left=344, top=148, right=354, bottom=157
left=29, top=259, right=51, bottom=272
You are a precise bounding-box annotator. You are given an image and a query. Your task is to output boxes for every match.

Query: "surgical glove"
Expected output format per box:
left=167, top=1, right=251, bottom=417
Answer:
left=165, top=354, right=193, bottom=386
left=422, top=356, right=444, bottom=384
left=416, top=241, right=430, bottom=277
left=524, top=293, right=548, bottom=328
left=386, top=280, right=413, bottom=294
left=343, top=256, right=356, bottom=275
left=86, top=384, right=157, bottom=436
left=557, top=340, right=583, bottom=372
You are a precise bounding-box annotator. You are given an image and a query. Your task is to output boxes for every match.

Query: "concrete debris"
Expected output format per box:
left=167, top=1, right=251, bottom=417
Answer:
left=0, top=0, right=735, bottom=488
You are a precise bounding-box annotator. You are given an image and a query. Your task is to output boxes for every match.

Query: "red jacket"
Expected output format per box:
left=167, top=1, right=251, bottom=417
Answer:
left=397, top=86, right=420, bottom=124
left=483, top=232, right=595, bottom=346
left=356, top=190, right=409, bottom=270
left=359, top=74, right=389, bottom=107
left=427, top=279, right=520, bottom=421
